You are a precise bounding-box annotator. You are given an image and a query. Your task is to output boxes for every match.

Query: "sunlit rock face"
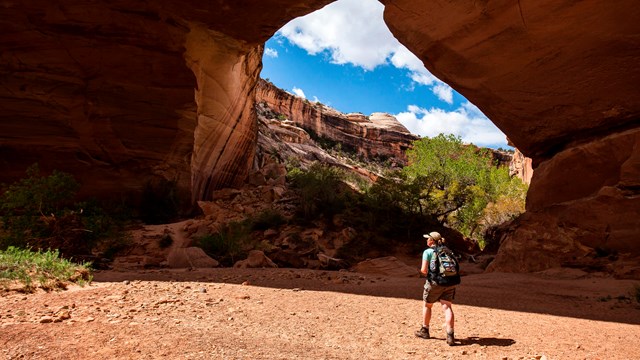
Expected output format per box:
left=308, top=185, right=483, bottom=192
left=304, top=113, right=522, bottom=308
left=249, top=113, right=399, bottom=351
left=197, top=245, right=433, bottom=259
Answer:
left=0, top=0, right=332, bottom=206
left=382, top=0, right=640, bottom=273
left=255, top=80, right=418, bottom=164
left=509, top=147, right=533, bottom=185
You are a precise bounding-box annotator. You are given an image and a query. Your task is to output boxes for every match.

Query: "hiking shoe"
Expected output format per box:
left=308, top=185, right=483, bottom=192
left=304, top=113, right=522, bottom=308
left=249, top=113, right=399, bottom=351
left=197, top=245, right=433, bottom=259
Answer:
left=414, top=326, right=430, bottom=339
left=446, top=332, right=455, bottom=346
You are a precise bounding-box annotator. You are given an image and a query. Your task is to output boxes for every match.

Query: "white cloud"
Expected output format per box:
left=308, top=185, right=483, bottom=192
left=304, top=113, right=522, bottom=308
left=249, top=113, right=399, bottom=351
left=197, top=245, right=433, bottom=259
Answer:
left=396, top=102, right=508, bottom=148
left=279, top=0, right=396, bottom=71
left=277, top=0, right=453, bottom=102
left=264, top=48, right=278, bottom=58
left=292, top=87, right=306, bottom=99
left=432, top=83, right=453, bottom=104
left=274, top=0, right=508, bottom=148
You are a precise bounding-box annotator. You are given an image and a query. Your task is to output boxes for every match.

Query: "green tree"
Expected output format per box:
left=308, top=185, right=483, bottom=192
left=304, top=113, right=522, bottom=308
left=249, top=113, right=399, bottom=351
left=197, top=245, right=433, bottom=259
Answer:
left=288, top=162, right=348, bottom=221
left=403, top=134, right=527, bottom=245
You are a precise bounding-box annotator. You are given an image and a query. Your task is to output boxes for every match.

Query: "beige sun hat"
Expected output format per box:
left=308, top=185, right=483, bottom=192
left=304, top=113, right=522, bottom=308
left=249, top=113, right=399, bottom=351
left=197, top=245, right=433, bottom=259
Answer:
left=423, top=231, right=442, bottom=241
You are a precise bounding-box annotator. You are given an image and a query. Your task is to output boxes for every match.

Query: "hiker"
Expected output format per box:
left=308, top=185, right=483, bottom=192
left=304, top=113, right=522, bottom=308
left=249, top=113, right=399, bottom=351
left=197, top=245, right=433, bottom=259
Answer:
left=415, top=231, right=459, bottom=346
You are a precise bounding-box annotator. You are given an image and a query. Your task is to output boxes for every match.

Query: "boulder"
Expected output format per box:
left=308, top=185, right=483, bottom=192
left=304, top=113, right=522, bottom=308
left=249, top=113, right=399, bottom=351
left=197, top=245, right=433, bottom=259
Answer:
left=234, top=250, right=278, bottom=268
left=317, top=253, right=349, bottom=270
left=166, top=247, right=219, bottom=269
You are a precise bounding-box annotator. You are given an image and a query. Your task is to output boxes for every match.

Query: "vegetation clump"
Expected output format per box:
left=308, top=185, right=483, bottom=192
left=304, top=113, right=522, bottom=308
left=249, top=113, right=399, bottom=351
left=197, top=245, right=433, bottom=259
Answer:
left=0, top=163, right=129, bottom=262
left=284, top=134, right=527, bottom=256
left=195, top=208, right=287, bottom=266
left=288, top=163, right=349, bottom=222
left=0, top=246, right=92, bottom=292
left=403, top=134, right=528, bottom=248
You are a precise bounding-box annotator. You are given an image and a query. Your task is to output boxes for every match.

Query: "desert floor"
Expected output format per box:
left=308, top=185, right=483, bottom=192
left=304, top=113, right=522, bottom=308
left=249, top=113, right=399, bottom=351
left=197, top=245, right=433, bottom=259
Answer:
left=2, top=265, right=639, bottom=360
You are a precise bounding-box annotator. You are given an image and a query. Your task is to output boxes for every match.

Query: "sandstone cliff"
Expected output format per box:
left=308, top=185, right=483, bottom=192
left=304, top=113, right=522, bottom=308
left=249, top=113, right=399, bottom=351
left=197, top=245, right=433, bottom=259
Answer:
left=509, top=149, right=533, bottom=185
left=255, top=79, right=418, bottom=165
left=1, top=0, right=638, bottom=275
left=381, top=0, right=640, bottom=275
left=0, top=0, right=333, bottom=207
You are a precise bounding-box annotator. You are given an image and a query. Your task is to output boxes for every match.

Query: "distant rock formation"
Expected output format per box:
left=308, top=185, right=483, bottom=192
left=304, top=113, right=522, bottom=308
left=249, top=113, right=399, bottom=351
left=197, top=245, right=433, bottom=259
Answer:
left=509, top=148, right=533, bottom=185
left=255, top=79, right=418, bottom=165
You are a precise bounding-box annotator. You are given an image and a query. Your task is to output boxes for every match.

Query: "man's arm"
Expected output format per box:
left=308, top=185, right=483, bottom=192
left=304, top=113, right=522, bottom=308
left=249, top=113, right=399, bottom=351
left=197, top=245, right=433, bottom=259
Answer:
left=420, top=258, right=428, bottom=275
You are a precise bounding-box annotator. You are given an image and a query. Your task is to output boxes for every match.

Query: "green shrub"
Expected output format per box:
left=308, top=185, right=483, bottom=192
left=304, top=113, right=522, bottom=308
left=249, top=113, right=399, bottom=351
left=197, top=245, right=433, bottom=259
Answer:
left=1, top=164, right=79, bottom=248
left=0, top=246, right=92, bottom=292
left=0, top=164, right=129, bottom=259
left=0, top=164, right=79, bottom=216
left=288, top=162, right=348, bottom=221
left=251, top=209, right=286, bottom=231
left=195, top=220, right=253, bottom=266
left=634, top=284, right=640, bottom=303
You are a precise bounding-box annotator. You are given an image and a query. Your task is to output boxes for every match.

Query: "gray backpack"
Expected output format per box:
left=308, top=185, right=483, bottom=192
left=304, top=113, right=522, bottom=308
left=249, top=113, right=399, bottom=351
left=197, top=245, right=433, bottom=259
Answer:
left=428, top=245, right=461, bottom=286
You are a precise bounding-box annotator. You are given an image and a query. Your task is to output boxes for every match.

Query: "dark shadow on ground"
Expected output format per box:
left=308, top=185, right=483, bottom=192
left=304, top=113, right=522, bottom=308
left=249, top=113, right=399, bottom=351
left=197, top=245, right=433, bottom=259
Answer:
left=91, top=266, right=640, bottom=325
left=457, top=337, right=516, bottom=347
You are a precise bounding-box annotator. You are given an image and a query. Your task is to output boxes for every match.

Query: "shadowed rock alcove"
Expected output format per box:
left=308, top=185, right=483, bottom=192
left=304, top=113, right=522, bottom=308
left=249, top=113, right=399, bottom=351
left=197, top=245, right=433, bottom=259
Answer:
left=0, top=0, right=638, bottom=275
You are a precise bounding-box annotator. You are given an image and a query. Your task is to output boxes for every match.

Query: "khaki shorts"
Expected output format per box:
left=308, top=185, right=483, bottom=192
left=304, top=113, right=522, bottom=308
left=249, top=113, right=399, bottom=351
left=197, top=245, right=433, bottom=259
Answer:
left=423, top=281, right=456, bottom=304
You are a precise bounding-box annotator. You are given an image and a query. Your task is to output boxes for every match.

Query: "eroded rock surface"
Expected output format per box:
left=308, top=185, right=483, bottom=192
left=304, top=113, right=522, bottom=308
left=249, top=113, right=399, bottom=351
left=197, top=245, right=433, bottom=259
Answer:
left=0, top=0, right=332, bottom=205
left=256, top=79, right=418, bottom=165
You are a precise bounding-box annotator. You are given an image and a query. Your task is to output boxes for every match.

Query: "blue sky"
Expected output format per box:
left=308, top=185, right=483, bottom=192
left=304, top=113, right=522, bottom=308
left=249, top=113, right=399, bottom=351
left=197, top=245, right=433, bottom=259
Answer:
left=260, top=0, right=510, bottom=149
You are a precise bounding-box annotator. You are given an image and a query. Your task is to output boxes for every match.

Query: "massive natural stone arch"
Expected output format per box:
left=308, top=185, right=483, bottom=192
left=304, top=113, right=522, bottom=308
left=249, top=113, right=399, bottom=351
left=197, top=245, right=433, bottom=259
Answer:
left=0, top=1, right=638, bottom=274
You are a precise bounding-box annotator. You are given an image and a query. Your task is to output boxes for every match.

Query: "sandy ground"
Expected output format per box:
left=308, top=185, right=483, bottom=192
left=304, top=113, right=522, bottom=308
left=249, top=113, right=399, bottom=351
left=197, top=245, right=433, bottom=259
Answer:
left=1, top=265, right=639, bottom=360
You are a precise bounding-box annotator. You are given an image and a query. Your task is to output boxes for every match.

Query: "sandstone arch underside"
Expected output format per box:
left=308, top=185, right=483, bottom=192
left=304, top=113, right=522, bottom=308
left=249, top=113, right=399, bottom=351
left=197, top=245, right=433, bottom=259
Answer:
left=1, top=1, right=638, bottom=274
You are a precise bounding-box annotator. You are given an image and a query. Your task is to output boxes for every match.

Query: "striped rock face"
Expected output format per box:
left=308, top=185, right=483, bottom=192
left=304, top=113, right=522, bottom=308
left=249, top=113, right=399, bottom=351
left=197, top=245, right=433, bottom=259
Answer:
left=0, top=0, right=332, bottom=208
left=255, top=79, right=418, bottom=165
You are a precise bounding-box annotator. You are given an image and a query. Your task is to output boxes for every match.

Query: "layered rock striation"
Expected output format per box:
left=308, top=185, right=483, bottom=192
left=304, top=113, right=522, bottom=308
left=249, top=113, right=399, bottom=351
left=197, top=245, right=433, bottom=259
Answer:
left=255, top=79, right=418, bottom=165
left=0, top=0, right=332, bottom=206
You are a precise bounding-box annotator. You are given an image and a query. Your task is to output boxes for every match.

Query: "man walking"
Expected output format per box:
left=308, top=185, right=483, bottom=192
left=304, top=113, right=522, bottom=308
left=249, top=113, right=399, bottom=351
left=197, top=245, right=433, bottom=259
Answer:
left=415, top=231, right=458, bottom=346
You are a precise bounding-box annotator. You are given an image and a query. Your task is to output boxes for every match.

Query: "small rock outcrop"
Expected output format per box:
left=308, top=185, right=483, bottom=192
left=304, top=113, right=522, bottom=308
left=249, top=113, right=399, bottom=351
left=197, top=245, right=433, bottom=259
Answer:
left=167, top=247, right=220, bottom=269
left=509, top=148, right=534, bottom=185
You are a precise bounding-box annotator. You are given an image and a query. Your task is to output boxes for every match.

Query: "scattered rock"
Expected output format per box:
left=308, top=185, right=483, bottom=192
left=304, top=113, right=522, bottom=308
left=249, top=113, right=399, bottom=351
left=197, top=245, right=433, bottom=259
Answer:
left=39, top=316, right=54, bottom=323
left=234, top=250, right=278, bottom=269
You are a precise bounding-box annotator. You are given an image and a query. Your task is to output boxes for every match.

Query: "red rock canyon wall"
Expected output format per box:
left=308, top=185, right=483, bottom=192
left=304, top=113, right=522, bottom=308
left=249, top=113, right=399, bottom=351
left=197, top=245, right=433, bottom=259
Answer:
left=381, top=0, right=640, bottom=273
left=255, top=79, right=418, bottom=164
left=0, top=0, right=332, bottom=206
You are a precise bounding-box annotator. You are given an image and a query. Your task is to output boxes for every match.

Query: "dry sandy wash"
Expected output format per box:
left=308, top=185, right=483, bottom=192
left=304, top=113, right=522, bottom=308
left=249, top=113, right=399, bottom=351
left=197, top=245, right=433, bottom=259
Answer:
left=1, top=266, right=639, bottom=360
